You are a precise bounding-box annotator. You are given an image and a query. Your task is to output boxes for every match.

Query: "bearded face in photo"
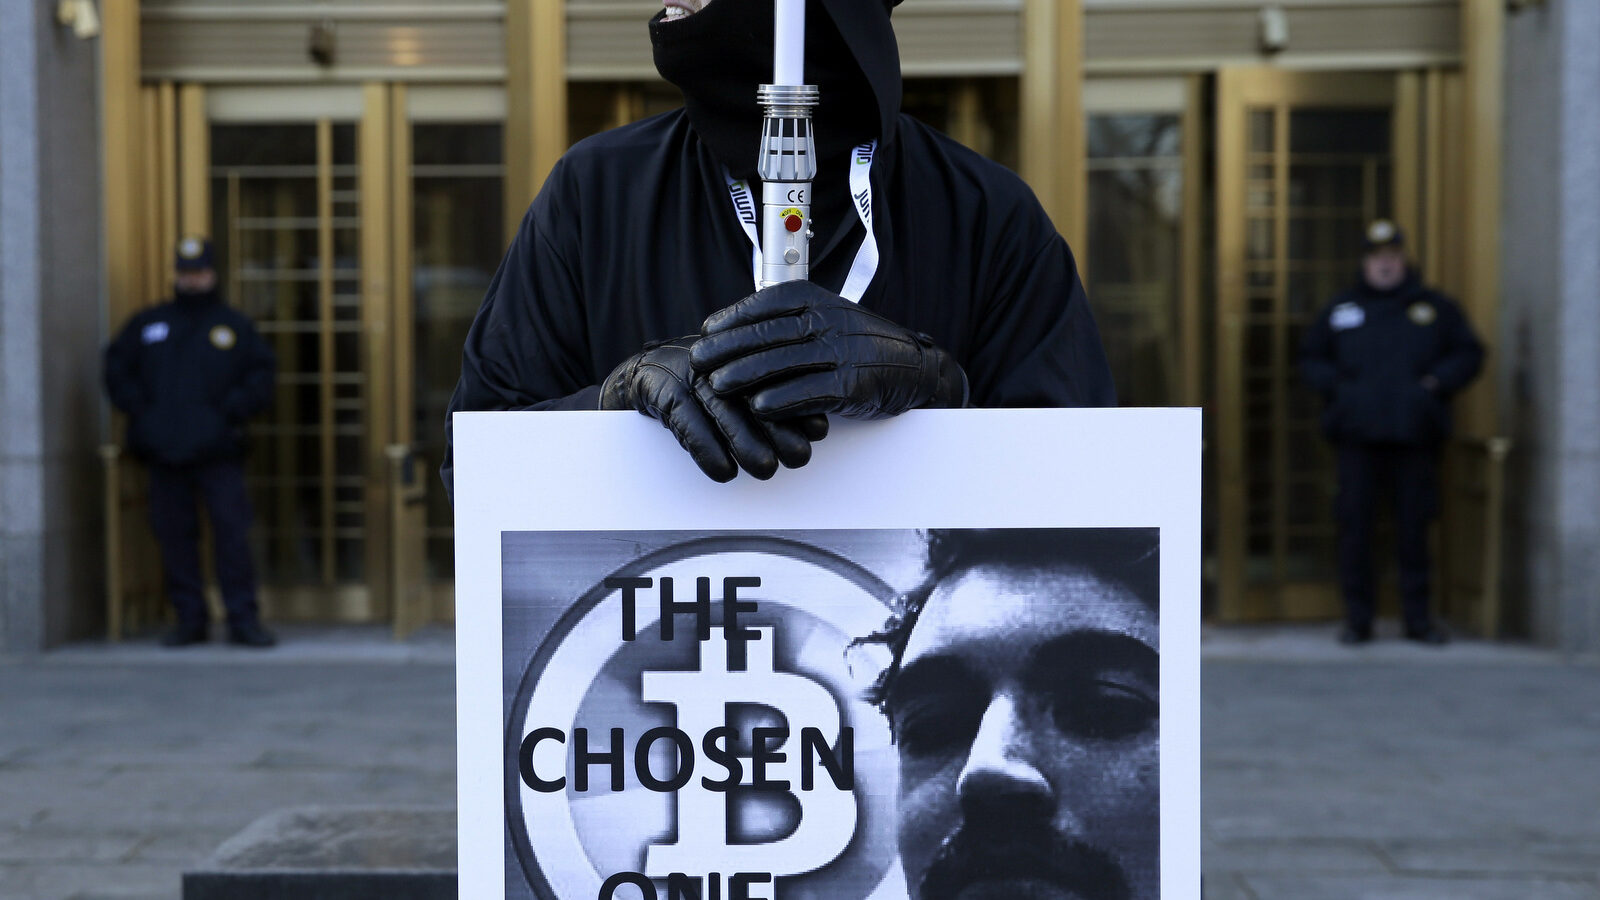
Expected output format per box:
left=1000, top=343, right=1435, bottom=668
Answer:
left=883, top=562, right=1160, bottom=900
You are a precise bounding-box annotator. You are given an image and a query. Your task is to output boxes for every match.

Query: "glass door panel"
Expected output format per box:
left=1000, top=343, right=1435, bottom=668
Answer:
left=211, top=121, right=371, bottom=619
left=1086, top=112, right=1184, bottom=408
left=409, top=121, right=505, bottom=589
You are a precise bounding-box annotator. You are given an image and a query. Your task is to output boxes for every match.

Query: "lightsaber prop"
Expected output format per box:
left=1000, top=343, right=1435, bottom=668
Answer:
left=756, top=0, right=818, bottom=287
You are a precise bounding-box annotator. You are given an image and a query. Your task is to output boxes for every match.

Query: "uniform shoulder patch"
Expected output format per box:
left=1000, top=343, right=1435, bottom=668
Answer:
left=209, top=324, right=237, bottom=349
left=1408, top=302, right=1437, bottom=326
left=1330, top=302, right=1365, bottom=331
left=141, top=321, right=170, bottom=344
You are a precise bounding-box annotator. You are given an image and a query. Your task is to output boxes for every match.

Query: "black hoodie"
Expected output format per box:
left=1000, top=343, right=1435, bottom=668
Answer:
left=444, top=0, right=1115, bottom=487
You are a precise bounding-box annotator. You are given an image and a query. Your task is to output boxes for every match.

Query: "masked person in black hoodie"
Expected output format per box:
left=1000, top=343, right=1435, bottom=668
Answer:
left=1300, top=220, right=1484, bottom=646
left=444, top=0, right=1116, bottom=489
left=104, top=237, right=277, bottom=648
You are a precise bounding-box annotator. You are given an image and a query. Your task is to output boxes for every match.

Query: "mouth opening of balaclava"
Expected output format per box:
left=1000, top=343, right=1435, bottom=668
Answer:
left=651, top=0, right=883, bottom=180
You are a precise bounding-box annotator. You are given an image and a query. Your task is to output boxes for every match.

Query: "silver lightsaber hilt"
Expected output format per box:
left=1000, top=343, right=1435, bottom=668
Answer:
left=756, top=83, right=820, bottom=287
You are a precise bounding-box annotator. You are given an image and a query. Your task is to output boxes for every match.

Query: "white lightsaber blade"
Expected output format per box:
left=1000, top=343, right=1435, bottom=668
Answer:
left=773, top=0, right=805, bottom=85
left=756, top=0, right=817, bottom=287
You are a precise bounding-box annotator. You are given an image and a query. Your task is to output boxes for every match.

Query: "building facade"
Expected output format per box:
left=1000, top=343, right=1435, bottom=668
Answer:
left=2, top=0, right=1595, bottom=655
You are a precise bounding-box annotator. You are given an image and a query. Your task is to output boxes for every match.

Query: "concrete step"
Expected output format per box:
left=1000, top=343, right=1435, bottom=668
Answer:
left=182, top=806, right=456, bottom=900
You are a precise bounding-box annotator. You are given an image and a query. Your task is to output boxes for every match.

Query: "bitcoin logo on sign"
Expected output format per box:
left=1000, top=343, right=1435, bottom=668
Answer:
left=643, top=627, right=856, bottom=881
left=507, top=539, right=908, bottom=900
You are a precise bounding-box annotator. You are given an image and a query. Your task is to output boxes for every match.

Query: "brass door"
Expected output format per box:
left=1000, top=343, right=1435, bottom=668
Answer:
left=1215, top=70, right=1411, bottom=621
left=161, top=84, right=508, bottom=629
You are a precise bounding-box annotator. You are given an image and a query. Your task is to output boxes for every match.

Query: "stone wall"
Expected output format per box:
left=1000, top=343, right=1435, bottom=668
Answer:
left=0, top=0, right=105, bottom=651
left=1501, top=0, right=1600, bottom=655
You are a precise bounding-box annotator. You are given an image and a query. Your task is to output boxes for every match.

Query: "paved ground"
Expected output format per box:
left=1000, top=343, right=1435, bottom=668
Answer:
left=0, top=627, right=455, bottom=900
left=1, top=623, right=1596, bottom=899
left=1202, top=627, right=1600, bottom=899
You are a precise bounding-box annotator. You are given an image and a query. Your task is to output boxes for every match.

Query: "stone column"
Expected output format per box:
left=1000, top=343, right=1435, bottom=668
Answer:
left=1502, top=0, right=1600, bottom=655
left=0, top=0, right=106, bottom=651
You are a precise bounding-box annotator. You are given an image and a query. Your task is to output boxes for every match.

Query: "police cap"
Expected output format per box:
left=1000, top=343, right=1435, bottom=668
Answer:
left=1363, top=219, right=1405, bottom=251
left=175, top=236, right=215, bottom=272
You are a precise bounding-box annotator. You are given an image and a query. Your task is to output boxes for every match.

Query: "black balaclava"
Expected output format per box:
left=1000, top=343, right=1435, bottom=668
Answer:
left=651, top=0, right=899, bottom=181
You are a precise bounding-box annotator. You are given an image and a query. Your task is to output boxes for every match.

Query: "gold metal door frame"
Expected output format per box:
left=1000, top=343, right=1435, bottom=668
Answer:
left=385, top=83, right=435, bottom=638
left=1214, top=68, right=1405, bottom=622
left=359, top=84, right=397, bottom=621
left=390, top=84, right=513, bottom=633
left=505, top=0, right=568, bottom=239
left=1181, top=75, right=1205, bottom=411
left=102, top=71, right=180, bottom=639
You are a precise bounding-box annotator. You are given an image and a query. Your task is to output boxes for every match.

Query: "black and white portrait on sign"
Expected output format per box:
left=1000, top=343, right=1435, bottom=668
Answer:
left=860, top=529, right=1159, bottom=900
left=499, top=527, right=1159, bottom=900
left=452, top=409, right=1199, bottom=899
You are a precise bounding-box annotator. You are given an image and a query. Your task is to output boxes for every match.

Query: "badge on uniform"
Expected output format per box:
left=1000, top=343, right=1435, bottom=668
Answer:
left=209, top=325, right=236, bottom=349
left=1408, top=302, right=1437, bottom=326
left=1330, top=302, right=1365, bottom=331
left=141, top=322, right=170, bottom=344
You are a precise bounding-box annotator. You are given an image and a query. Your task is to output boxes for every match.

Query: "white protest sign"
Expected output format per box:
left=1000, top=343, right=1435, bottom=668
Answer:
left=455, top=408, right=1201, bottom=900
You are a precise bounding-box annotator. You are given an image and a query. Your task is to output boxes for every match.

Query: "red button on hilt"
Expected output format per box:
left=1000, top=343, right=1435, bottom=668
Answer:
left=784, top=214, right=803, bottom=233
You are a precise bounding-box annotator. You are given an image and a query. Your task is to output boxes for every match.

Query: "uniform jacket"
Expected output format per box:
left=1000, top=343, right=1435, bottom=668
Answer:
left=1299, top=273, right=1483, bottom=445
left=444, top=0, right=1115, bottom=488
left=104, top=292, right=276, bottom=466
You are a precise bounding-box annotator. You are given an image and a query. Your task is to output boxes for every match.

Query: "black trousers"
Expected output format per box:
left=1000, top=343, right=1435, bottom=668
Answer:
left=1335, top=442, right=1439, bottom=633
left=147, top=460, right=261, bottom=628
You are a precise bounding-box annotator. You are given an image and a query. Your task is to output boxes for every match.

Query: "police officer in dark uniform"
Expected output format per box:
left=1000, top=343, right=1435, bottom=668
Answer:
left=1300, top=220, right=1484, bottom=645
left=104, top=237, right=278, bottom=648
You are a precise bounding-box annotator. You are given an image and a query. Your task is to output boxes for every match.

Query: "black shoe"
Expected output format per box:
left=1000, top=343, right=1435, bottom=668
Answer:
left=227, top=621, right=278, bottom=648
left=1338, top=624, right=1373, bottom=645
left=1404, top=625, right=1450, bottom=646
left=160, top=624, right=208, bottom=648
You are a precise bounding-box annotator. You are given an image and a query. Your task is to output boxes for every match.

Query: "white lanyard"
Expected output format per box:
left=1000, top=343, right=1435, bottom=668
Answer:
left=723, top=140, right=879, bottom=302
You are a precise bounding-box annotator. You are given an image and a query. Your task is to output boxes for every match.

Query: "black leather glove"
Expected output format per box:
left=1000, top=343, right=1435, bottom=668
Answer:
left=599, top=336, right=828, bottom=482
left=688, top=281, right=969, bottom=420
